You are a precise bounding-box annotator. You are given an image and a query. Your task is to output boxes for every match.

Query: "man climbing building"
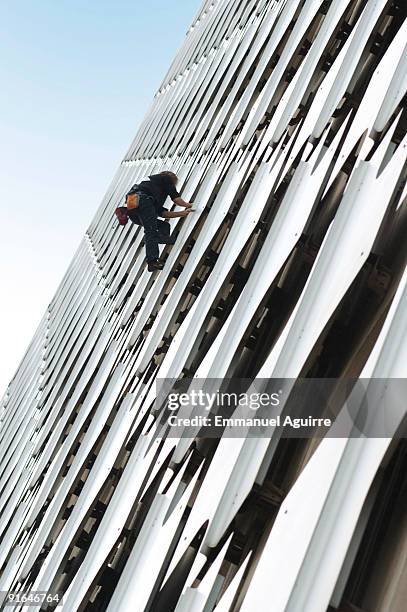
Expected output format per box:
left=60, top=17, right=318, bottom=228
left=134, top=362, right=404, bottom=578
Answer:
left=126, top=171, right=193, bottom=272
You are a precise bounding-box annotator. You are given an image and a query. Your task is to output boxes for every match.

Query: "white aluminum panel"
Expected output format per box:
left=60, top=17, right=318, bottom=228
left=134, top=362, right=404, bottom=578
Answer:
left=218, top=0, right=299, bottom=150
left=241, top=267, right=407, bottom=612
left=374, top=41, right=407, bottom=132
left=214, top=554, right=251, bottom=612
left=312, top=0, right=389, bottom=139
left=61, top=433, right=162, bottom=611
left=240, top=0, right=325, bottom=147
left=30, top=394, right=138, bottom=594
left=272, top=0, right=352, bottom=143
left=106, top=465, right=200, bottom=612
left=18, top=363, right=126, bottom=580
left=173, top=536, right=233, bottom=612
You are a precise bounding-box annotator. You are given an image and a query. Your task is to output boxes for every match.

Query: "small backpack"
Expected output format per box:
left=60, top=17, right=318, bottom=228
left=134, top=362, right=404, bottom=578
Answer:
left=126, top=192, right=140, bottom=209
left=115, top=206, right=129, bottom=226
left=114, top=187, right=140, bottom=226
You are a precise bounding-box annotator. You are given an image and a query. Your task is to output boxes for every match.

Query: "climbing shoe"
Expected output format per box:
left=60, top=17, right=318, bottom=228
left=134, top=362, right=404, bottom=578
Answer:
left=147, top=259, right=164, bottom=272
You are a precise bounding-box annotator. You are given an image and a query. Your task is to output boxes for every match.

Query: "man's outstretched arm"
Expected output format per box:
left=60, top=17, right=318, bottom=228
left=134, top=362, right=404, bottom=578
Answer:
left=161, top=209, right=194, bottom=219
left=173, top=196, right=193, bottom=208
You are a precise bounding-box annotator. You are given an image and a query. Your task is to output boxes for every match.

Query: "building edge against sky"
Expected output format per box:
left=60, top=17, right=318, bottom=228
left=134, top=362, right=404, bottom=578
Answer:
left=1, top=1, right=407, bottom=611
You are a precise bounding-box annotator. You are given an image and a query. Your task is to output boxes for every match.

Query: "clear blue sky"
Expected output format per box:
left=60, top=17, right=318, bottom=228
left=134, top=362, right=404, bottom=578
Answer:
left=0, top=0, right=200, bottom=394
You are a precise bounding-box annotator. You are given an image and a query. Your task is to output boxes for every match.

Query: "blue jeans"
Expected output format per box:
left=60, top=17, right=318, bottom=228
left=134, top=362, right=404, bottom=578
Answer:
left=128, top=194, right=170, bottom=262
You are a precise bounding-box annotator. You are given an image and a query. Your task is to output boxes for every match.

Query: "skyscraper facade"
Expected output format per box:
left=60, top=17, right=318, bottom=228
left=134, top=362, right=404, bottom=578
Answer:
left=1, top=1, right=406, bottom=611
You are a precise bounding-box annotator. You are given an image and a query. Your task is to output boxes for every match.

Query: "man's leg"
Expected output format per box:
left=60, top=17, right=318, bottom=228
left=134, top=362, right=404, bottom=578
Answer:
left=157, top=219, right=170, bottom=237
left=136, top=196, right=160, bottom=262
left=128, top=209, right=142, bottom=227
left=157, top=219, right=175, bottom=244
